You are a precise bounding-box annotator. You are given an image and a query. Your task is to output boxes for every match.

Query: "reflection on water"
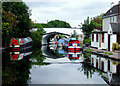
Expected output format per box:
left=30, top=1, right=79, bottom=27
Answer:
left=91, top=54, right=120, bottom=85
left=10, top=47, right=32, bottom=61
left=2, top=44, right=120, bottom=85
left=2, top=48, right=32, bottom=85
left=42, top=44, right=83, bottom=63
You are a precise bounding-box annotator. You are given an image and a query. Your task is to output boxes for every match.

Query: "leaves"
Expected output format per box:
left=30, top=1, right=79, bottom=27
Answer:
left=2, top=2, right=32, bottom=47
left=30, top=25, right=45, bottom=48
left=2, top=2, right=32, bottom=37
left=92, top=14, right=104, bottom=30
left=81, top=17, right=94, bottom=39
left=39, top=20, right=71, bottom=28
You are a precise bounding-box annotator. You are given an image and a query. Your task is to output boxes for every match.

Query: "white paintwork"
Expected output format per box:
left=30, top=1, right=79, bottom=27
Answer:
left=101, top=58, right=108, bottom=72
left=32, top=28, right=84, bottom=44
left=91, top=33, right=108, bottom=50
left=101, top=33, right=108, bottom=50
left=93, top=16, right=118, bottom=51
left=91, top=34, right=98, bottom=48
left=91, top=54, right=108, bottom=72
left=91, top=32, right=117, bottom=51
left=43, top=28, right=83, bottom=35
left=110, top=34, right=117, bottom=51
left=103, top=17, right=110, bottom=31
left=10, top=45, right=20, bottom=47
left=103, top=15, right=118, bottom=31
left=110, top=60, right=117, bottom=73
left=108, top=24, right=113, bottom=35
left=44, top=28, right=83, bottom=41
left=91, top=54, right=118, bottom=73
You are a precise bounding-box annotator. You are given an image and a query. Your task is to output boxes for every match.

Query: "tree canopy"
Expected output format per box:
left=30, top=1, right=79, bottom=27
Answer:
left=81, top=17, right=94, bottom=39
left=47, top=20, right=71, bottom=28
left=92, top=14, right=104, bottom=31
left=2, top=2, right=32, bottom=47
left=81, top=14, right=104, bottom=39
left=2, top=2, right=32, bottom=37
left=32, top=20, right=71, bottom=28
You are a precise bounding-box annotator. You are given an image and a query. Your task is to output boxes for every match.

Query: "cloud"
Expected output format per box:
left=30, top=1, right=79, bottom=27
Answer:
left=25, top=0, right=119, bottom=27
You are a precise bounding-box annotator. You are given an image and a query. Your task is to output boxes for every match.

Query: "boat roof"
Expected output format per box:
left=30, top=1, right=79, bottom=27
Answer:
left=70, top=37, right=76, bottom=40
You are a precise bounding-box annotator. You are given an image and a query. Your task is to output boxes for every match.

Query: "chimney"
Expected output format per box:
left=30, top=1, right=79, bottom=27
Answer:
left=118, top=1, right=120, bottom=23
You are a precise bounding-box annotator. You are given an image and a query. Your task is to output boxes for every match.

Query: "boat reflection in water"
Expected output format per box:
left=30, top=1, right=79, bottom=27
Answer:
left=91, top=54, right=120, bottom=85
left=68, top=51, right=80, bottom=61
left=57, top=45, right=82, bottom=61
left=42, top=44, right=82, bottom=62
left=10, top=47, right=32, bottom=61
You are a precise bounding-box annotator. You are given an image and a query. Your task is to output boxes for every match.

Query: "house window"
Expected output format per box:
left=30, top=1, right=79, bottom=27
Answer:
left=92, top=34, right=94, bottom=42
left=96, top=59, right=98, bottom=69
left=101, top=61, right=104, bottom=71
left=102, top=33, right=104, bottom=43
left=96, top=34, right=98, bottom=42
left=110, top=17, right=111, bottom=22
left=92, top=58, right=94, bottom=66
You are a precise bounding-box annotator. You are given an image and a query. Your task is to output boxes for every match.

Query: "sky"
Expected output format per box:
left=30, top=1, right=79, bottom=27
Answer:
left=23, top=0, right=119, bottom=27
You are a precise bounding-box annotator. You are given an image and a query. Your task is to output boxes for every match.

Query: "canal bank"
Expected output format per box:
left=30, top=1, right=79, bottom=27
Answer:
left=84, top=47, right=120, bottom=60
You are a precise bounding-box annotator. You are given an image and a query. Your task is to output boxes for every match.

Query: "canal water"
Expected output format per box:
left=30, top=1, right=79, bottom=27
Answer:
left=2, top=44, right=120, bottom=85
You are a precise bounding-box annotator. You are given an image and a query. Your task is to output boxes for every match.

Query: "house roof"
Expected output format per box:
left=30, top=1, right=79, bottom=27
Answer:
left=103, top=5, right=118, bottom=18
left=110, top=23, right=120, bottom=33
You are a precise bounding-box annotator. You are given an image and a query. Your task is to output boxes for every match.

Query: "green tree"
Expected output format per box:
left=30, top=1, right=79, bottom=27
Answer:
left=30, top=24, right=45, bottom=48
left=2, top=10, right=17, bottom=47
left=78, top=53, right=95, bottom=79
left=45, top=20, right=71, bottom=28
left=81, top=17, right=94, bottom=39
left=2, top=1, right=32, bottom=47
left=41, top=23, right=50, bottom=28
left=92, top=13, right=104, bottom=31
left=2, top=2, right=32, bottom=37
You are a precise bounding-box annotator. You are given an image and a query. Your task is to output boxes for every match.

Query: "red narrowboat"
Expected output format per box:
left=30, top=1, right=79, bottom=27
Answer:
left=9, top=37, right=32, bottom=51
left=68, top=40, right=80, bottom=52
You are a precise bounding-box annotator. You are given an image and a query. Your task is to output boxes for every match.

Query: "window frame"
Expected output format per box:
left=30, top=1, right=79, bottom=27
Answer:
left=92, top=34, right=94, bottom=42
left=102, top=33, right=104, bottom=43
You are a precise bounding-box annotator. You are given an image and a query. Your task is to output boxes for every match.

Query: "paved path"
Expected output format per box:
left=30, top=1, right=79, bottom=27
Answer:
left=90, top=47, right=120, bottom=60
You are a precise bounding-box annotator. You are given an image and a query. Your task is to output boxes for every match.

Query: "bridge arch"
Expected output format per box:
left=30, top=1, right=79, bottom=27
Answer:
left=30, top=28, right=83, bottom=45
left=42, top=32, right=70, bottom=45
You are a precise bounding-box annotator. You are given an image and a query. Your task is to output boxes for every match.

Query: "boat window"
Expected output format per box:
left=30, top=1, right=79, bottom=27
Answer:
left=24, top=38, right=29, bottom=42
left=69, top=54, right=72, bottom=57
left=77, top=54, right=80, bottom=57
left=77, top=43, right=80, bottom=46
left=69, top=43, right=72, bottom=46
left=65, top=41, right=67, bottom=44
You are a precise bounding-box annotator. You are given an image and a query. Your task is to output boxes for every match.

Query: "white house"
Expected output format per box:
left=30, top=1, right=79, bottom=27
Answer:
left=91, top=1, right=120, bottom=51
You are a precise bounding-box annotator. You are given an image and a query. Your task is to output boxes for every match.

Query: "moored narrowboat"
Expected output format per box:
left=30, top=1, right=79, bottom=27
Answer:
left=57, top=38, right=69, bottom=49
left=9, top=37, right=32, bottom=51
left=68, top=39, right=80, bottom=52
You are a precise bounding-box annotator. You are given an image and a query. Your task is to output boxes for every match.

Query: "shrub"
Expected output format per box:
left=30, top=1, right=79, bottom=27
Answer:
left=30, top=25, right=45, bottom=48
left=61, top=35, right=65, bottom=38
left=116, top=43, right=119, bottom=49
left=112, top=43, right=119, bottom=51
left=84, top=53, right=91, bottom=58
left=108, top=53, right=113, bottom=55
left=86, top=48, right=91, bottom=52
left=112, top=61, right=119, bottom=65
left=104, top=52, right=108, bottom=55
left=83, top=38, right=91, bottom=45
